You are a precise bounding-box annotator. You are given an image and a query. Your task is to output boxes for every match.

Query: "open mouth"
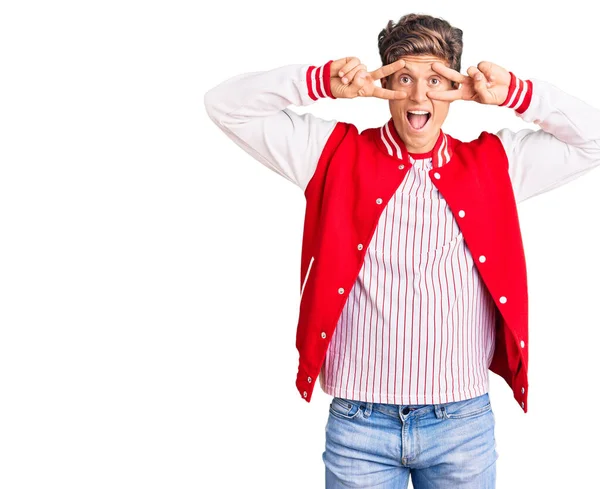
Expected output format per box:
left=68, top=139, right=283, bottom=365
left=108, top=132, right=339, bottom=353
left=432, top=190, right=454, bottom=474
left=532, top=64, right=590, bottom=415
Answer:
left=406, top=110, right=431, bottom=131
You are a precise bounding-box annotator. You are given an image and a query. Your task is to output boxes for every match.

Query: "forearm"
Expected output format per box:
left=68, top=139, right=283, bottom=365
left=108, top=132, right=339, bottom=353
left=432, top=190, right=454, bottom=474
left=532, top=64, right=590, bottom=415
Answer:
left=204, top=60, right=335, bottom=125
left=496, top=73, right=600, bottom=203
left=507, top=73, right=600, bottom=150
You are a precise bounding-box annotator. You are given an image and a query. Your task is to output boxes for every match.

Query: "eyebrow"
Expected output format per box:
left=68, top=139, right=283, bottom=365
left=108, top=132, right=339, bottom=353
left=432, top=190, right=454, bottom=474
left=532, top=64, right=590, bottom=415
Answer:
left=394, top=67, right=438, bottom=77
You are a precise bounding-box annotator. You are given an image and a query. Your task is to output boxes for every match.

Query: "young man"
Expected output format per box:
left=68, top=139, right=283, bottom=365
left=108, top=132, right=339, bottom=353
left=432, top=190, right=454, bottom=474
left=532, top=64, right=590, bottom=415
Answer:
left=204, top=13, right=600, bottom=489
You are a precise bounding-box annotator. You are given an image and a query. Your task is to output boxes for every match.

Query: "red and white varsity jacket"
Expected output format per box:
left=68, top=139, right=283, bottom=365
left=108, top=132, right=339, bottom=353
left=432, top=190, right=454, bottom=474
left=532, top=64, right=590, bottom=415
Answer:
left=204, top=59, right=600, bottom=413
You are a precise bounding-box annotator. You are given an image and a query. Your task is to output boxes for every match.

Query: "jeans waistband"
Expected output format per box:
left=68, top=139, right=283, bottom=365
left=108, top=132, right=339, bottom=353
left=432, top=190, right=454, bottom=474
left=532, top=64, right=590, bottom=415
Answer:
left=337, top=392, right=490, bottom=420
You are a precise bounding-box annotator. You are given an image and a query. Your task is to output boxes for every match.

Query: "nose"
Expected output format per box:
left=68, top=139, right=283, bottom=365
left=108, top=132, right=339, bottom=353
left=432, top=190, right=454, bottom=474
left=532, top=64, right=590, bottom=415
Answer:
left=409, top=80, right=429, bottom=104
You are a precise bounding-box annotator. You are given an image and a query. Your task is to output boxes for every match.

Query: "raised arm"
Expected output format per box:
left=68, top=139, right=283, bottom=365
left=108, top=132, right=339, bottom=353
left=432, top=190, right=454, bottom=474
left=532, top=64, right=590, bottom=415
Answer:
left=427, top=61, right=600, bottom=205
left=203, top=61, right=338, bottom=191
left=494, top=74, right=600, bottom=204
left=204, top=57, right=410, bottom=192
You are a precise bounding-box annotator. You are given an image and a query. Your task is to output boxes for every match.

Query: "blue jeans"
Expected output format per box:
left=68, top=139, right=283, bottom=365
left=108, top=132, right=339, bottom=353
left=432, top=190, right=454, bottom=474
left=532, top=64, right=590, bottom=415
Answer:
left=322, top=392, right=498, bottom=488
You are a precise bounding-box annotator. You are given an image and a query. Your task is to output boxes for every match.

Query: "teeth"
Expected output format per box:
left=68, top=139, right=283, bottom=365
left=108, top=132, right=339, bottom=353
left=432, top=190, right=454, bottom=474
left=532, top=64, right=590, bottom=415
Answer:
left=408, top=110, right=430, bottom=115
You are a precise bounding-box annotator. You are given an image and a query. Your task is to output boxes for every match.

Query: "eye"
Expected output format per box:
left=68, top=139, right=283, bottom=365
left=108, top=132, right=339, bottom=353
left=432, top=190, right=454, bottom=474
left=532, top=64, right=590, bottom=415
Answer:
left=430, top=78, right=440, bottom=85
left=399, top=76, right=410, bottom=84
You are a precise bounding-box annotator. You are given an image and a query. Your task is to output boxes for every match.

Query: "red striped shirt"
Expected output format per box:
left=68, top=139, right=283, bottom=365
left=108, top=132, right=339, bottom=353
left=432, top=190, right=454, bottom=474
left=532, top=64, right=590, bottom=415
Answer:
left=319, top=123, right=496, bottom=404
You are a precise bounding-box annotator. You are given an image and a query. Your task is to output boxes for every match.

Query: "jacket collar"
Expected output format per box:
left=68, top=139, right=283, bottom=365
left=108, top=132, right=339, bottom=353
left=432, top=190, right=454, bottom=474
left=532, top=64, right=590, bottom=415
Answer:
left=376, top=117, right=451, bottom=168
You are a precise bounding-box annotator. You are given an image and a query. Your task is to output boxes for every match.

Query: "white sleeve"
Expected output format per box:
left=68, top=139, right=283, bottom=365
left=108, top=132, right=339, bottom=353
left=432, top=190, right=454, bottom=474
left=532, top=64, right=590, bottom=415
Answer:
left=495, top=75, right=600, bottom=204
left=204, top=61, right=339, bottom=192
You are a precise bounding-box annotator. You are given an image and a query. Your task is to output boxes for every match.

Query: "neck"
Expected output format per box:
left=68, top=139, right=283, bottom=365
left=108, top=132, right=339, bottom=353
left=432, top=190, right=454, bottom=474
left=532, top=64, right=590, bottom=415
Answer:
left=408, top=149, right=434, bottom=158
left=406, top=142, right=435, bottom=153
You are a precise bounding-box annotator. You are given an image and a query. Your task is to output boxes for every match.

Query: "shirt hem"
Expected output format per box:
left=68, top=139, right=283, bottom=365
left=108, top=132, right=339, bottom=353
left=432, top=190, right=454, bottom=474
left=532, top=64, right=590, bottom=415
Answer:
left=319, top=379, right=489, bottom=405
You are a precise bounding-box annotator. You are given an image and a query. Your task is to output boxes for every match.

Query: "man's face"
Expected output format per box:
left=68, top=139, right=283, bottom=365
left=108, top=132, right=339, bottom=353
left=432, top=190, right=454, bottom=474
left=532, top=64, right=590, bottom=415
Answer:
left=381, top=55, right=453, bottom=153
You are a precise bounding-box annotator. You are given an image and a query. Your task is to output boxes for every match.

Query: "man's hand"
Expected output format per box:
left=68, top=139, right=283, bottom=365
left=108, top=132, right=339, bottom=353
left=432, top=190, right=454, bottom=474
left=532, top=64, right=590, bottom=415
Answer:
left=426, top=61, right=511, bottom=106
left=330, top=57, right=408, bottom=100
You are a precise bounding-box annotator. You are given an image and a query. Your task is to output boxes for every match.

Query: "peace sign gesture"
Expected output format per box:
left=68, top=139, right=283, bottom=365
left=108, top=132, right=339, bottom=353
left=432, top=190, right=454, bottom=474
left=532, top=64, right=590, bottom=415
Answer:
left=426, top=61, right=511, bottom=106
left=330, top=57, right=408, bottom=100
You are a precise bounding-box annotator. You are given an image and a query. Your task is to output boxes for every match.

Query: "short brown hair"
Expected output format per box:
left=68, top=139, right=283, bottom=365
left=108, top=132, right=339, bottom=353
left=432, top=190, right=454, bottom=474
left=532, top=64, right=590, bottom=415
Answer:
left=378, top=13, right=463, bottom=86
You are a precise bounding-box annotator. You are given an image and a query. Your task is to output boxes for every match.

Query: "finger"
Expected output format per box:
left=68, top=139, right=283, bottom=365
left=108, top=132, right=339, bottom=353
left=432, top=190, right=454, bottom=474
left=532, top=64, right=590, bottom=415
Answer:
left=467, top=66, right=490, bottom=91
left=426, top=89, right=463, bottom=101
left=430, top=62, right=467, bottom=84
left=477, top=61, right=500, bottom=83
left=369, top=58, right=406, bottom=81
left=341, top=64, right=367, bottom=85
left=372, top=86, right=408, bottom=100
left=330, top=57, right=351, bottom=77
left=331, top=57, right=355, bottom=78
left=338, top=57, right=362, bottom=79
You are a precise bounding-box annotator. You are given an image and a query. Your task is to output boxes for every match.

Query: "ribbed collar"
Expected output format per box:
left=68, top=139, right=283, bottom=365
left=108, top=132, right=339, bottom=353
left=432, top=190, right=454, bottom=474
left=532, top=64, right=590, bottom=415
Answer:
left=376, top=117, right=452, bottom=169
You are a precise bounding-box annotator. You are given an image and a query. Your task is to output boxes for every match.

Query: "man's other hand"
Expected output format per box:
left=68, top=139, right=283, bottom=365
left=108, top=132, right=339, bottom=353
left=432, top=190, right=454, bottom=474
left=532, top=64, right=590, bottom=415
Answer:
left=426, top=61, right=511, bottom=106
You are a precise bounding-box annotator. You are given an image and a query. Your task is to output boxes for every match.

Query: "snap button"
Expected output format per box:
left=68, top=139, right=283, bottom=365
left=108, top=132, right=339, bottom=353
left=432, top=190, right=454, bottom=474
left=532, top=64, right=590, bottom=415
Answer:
left=499, top=296, right=507, bottom=304
left=479, top=255, right=486, bottom=263
left=521, top=387, right=525, bottom=394
left=399, top=164, right=404, bottom=170
left=308, top=376, right=312, bottom=383
left=376, top=198, right=383, bottom=204
left=357, top=244, right=363, bottom=250
left=433, top=172, right=441, bottom=179
left=338, top=287, right=344, bottom=294
left=321, top=332, right=326, bottom=339
left=458, top=210, right=465, bottom=218
left=520, top=340, right=525, bottom=348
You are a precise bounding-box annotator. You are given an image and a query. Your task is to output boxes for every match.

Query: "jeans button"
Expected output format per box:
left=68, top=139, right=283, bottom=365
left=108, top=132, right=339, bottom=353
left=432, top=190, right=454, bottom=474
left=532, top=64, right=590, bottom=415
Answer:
left=402, top=407, right=410, bottom=415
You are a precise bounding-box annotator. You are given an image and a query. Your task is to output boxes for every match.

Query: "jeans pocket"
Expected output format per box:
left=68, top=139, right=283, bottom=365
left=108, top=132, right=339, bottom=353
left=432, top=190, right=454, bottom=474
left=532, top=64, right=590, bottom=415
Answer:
left=443, top=394, right=492, bottom=420
left=329, top=397, right=362, bottom=420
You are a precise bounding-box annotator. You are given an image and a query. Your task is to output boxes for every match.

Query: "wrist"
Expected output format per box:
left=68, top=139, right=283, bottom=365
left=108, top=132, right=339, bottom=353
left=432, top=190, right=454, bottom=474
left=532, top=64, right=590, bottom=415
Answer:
left=306, top=60, right=336, bottom=100
left=499, top=71, right=533, bottom=113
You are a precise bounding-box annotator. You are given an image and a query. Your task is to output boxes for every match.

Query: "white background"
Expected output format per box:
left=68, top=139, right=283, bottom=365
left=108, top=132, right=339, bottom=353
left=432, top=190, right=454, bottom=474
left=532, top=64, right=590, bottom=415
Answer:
left=1, top=1, right=599, bottom=488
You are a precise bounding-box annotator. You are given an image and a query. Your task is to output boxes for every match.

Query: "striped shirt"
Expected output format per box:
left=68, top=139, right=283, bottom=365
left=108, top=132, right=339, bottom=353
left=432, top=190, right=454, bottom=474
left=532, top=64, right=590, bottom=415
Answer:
left=319, top=133, right=497, bottom=405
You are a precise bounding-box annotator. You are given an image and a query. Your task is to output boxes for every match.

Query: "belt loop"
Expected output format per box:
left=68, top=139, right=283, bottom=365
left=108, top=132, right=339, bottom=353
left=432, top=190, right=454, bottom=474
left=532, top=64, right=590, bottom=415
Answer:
left=363, top=401, right=373, bottom=418
left=434, top=404, right=447, bottom=419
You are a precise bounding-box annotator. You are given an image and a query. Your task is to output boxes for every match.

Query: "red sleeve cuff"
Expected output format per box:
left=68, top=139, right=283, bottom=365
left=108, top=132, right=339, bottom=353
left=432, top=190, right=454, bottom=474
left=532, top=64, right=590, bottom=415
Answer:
left=499, top=71, right=533, bottom=113
left=306, top=60, right=336, bottom=101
